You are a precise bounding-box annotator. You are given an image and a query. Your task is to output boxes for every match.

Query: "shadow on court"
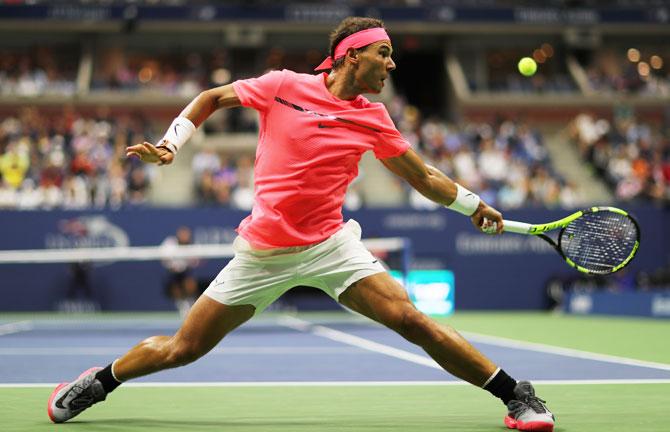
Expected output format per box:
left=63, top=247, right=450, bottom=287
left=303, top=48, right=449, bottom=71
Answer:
left=56, top=417, right=501, bottom=432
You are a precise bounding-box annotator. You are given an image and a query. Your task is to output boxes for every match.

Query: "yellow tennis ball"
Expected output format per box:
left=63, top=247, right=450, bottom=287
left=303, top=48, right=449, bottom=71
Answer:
left=518, top=57, right=537, bottom=77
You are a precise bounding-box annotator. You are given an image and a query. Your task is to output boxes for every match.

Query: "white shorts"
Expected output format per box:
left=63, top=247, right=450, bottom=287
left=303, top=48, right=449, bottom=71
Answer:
left=204, top=219, right=386, bottom=314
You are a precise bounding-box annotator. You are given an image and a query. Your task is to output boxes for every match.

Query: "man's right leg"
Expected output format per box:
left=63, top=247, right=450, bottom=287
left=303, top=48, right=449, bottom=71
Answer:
left=48, top=295, right=255, bottom=423
left=339, top=272, right=554, bottom=432
left=114, top=295, right=254, bottom=380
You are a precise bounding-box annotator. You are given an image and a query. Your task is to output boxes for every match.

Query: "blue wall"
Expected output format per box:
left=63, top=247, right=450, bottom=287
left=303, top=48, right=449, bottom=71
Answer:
left=1, top=206, right=666, bottom=311
left=564, top=291, right=670, bottom=318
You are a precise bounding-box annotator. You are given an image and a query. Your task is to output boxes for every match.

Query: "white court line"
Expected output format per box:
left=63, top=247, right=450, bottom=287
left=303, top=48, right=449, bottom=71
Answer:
left=280, top=316, right=670, bottom=373
left=0, top=346, right=362, bottom=356
left=3, top=379, right=670, bottom=388
left=462, top=331, right=670, bottom=372
left=278, top=316, right=441, bottom=370
left=0, top=320, right=33, bottom=336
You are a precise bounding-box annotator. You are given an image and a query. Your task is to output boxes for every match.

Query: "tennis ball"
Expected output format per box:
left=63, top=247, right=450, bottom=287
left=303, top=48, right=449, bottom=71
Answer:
left=518, top=57, right=537, bottom=77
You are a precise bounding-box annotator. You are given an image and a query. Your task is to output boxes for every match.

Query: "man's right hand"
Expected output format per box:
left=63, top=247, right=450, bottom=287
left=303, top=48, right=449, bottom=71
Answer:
left=470, top=201, right=504, bottom=234
left=126, top=141, right=174, bottom=166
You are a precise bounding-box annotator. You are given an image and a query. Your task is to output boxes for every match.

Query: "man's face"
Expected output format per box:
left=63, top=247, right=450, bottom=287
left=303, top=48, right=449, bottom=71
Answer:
left=176, top=227, right=191, bottom=244
left=354, top=40, right=395, bottom=94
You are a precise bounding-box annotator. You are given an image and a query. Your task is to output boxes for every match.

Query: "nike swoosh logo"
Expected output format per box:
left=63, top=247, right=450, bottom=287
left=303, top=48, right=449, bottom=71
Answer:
left=55, top=387, right=96, bottom=411
left=55, top=392, right=69, bottom=409
left=174, top=124, right=182, bottom=136
left=318, top=123, right=334, bottom=129
left=372, top=259, right=378, bottom=264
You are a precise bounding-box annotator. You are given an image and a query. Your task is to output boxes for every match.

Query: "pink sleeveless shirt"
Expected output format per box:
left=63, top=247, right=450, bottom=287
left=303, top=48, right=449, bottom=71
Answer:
left=232, top=69, right=410, bottom=248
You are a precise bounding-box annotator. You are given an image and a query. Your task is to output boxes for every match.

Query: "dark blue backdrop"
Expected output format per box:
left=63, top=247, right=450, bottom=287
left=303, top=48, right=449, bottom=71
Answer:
left=0, top=206, right=666, bottom=311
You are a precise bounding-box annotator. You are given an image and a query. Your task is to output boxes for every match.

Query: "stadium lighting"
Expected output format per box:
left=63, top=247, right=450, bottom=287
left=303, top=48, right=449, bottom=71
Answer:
left=533, top=49, right=547, bottom=64
left=540, top=43, right=554, bottom=58
left=138, top=67, right=153, bottom=83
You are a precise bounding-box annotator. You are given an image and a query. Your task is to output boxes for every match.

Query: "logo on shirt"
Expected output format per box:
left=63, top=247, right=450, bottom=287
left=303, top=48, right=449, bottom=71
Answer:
left=274, top=97, right=381, bottom=133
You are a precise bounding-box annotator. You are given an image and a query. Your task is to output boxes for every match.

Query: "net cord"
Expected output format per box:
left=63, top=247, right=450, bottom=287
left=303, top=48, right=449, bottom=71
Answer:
left=0, top=238, right=408, bottom=265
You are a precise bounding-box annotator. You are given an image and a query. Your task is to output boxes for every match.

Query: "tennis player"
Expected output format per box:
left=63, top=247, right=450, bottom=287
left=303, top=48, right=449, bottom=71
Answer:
left=48, top=17, right=555, bottom=431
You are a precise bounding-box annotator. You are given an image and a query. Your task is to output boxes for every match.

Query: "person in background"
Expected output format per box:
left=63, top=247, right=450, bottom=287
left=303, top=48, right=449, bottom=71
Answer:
left=160, top=226, right=200, bottom=317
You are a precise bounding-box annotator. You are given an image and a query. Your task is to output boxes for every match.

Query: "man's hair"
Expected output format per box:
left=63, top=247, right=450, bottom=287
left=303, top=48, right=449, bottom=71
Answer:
left=329, top=17, right=385, bottom=70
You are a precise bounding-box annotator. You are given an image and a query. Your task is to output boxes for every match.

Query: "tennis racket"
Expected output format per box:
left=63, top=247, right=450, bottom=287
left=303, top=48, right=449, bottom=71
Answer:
left=502, top=206, right=640, bottom=275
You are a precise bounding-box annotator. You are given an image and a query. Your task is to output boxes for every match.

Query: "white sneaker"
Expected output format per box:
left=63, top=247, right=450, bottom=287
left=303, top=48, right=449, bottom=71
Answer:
left=504, top=381, right=555, bottom=431
left=48, top=367, right=106, bottom=423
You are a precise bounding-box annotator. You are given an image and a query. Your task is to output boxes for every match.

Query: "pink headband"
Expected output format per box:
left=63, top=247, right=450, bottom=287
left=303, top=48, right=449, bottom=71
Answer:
left=314, top=27, right=391, bottom=71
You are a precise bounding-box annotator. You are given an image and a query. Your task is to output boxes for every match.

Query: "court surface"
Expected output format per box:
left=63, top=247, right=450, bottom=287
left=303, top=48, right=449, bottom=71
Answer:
left=1, top=311, right=669, bottom=431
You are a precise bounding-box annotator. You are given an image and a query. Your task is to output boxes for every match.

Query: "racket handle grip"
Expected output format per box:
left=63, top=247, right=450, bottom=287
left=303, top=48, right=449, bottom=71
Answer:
left=503, top=220, right=532, bottom=234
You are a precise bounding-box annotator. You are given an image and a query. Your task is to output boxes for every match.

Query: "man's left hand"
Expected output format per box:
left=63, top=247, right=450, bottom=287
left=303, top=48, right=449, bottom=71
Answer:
left=126, top=141, right=174, bottom=165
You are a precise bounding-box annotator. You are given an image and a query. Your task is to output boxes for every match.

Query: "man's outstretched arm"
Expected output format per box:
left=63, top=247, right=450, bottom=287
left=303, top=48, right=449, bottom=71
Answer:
left=381, top=148, right=504, bottom=233
left=126, top=84, right=241, bottom=165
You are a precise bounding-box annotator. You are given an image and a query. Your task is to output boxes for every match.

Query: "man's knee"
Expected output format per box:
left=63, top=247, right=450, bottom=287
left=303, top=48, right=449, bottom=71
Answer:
left=164, top=338, right=206, bottom=367
left=388, top=303, right=435, bottom=345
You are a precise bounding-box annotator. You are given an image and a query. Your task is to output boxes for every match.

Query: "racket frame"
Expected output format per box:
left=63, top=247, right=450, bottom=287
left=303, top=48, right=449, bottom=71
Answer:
left=503, top=206, right=640, bottom=275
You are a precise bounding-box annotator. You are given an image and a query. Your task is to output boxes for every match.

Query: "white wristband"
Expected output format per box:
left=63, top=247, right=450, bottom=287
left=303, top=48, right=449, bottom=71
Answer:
left=159, top=116, right=196, bottom=154
left=446, top=183, right=480, bottom=216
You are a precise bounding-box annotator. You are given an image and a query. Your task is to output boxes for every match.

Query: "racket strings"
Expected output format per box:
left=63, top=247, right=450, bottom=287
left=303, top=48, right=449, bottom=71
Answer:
left=560, top=212, right=638, bottom=274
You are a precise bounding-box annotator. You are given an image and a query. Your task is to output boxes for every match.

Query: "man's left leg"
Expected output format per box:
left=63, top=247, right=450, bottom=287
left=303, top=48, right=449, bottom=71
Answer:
left=338, top=272, right=554, bottom=431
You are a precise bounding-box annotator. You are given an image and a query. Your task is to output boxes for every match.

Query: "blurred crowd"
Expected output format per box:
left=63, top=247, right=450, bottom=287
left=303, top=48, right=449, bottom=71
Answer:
left=0, top=107, right=157, bottom=209
left=3, top=43, right=668, bottom=100
left=191, top=149, right=255, bottom=209
left=388, top=97, right=582, bottom=209
left=3, top=104, right=667, bottom=211
left=91, top=48, right=227, bottom=96
left=0, top=47, right=79, bottom=97
left=570, top=110, right=670, bottom=203
left=0, top=45, right=237, bottom=98
left=92, top=46, right=325, bottom=98
left=0, top=44, right=321, bottom=102
left=583, top=49, right=670, bottom=97
left=493, top=72, right=576, bottom=94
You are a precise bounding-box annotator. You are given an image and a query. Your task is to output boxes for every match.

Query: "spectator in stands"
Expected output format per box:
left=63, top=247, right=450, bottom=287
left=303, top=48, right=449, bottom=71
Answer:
left=0, top=179, right=17, bottom=208
left=1, top=103, right=583, bottom=210
left=62, top=175, right=90, bottom=209
left=126, top=167, right=150, bottom=204
left=191, top=147, right=221, bottom=179
left=16, top=178, right=42, bottom=209
left=92, top=47, right=206, bottom=96
left=0, top=108, right=157, bottom=209
left=0, top=140, right=30, bottom=189
left=231, top=155, right=254, bottom=210
left=570, top=110, right=669, bottom=203
left=390, top=94, right=574, bottom=210
left=195, top=170, right=218, bottom=206
left=0, top=46, right=77, bottom=96
left=160, top=226, right=201, bottom=318
left=192, top=149, right=239, bottom=207
left=584, top=48, right=670, bottom=96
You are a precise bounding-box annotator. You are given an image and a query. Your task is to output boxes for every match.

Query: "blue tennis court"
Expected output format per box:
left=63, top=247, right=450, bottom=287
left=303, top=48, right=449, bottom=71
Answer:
left=2, top=314, right=669, bottom=385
